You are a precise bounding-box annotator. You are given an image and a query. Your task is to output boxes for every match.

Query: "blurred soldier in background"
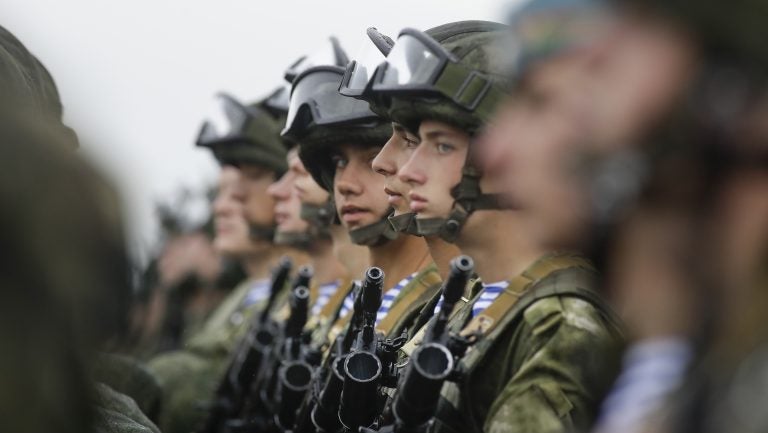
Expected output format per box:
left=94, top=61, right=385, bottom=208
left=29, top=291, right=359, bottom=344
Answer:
left=127, top=193, right=244, bottom=359
left=148, top=89, right=302, bottom=433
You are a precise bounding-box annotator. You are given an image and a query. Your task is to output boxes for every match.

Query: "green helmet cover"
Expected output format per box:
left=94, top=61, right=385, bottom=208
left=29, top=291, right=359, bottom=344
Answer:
left=199, top=92, right=289, bottom=176
left=375, top=23, right=515, bottom=242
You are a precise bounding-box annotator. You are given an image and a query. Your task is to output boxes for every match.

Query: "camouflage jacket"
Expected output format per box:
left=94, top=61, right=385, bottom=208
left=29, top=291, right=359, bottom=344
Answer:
left=432, top=252, right=625, bottom=433
left=148, top=277, right=289, bottom=433
left=94, top=353, right=161, bottom=422
left=92, top=382, right=161, bottom=433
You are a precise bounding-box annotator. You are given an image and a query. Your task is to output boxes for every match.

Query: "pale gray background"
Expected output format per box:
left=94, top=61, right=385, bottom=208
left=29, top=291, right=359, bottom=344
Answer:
left=3, top=0, right=512, bottom=262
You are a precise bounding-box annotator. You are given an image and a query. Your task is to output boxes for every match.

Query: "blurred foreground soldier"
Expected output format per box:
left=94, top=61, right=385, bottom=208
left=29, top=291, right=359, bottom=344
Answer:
left=1, top=25, right=159, bottom=433
left=366, top=19, right=623, bottom=433
left=0, top=111, right=155, bottom=432
left=148, top=91, right=295, bottom=433
left=474, top=1, right=686, bottom=431
left=594, top=2, right=768, bottom=433
left=0, top=24, right=78, bottom=148
left=480, top=0, right=768, bottom=432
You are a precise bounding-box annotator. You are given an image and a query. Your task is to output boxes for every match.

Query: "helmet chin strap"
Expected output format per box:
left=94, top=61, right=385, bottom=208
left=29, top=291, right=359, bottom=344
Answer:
left=349, top=208, right=400, bottom=246
left=273, top=231, right=314, bottom=249
left=387, top=211, right=420, bottom=235
left=300, top=200, right=336, bottom=239
left=249, top=223, right=277, bottom=242
left=414, top=149, right=512, bottom=243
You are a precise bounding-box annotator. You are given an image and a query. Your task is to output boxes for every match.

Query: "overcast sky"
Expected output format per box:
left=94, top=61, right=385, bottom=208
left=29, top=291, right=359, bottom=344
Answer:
left=3, top=0, right=512, bottom=263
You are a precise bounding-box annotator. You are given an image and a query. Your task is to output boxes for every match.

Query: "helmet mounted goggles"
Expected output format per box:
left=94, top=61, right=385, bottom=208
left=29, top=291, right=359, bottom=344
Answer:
left=339, top=27, right=395, bottom=99
left=197, top=93, right=268, bottom=147
left=282, top=65, right=381, bottom=141
left=368, top=28, right=507, bottom=121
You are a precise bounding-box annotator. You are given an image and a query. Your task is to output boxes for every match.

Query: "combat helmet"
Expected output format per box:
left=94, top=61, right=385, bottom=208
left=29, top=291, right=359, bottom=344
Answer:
left=284, top=39, right=397, bottom=246
left=362, top=21, right=515, bottom=242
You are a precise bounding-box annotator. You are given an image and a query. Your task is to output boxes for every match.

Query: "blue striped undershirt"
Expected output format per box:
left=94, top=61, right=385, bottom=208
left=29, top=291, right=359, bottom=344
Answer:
left=241, top=278, right=271, bottom=307
left=311, top=280, right=342, bottom=316
left=469, top=281, right=509, bottom=318
left=337, top=273, right=418, bottom=325
left=375, top=273, right=417, bottom=325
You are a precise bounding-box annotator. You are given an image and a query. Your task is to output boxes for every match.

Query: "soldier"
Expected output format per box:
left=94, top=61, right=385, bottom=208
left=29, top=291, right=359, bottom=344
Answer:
left=284, top=57, right=443, bottom=341
left=148, top=90, right=297, bottom=433
left=0, top=26, right=162, bottom=433
left=364, top=21, right=624, bottom=433
left=480, top=1, right=767, bottom=432
left=0, top=24, right=77, bottom=148
left=292, top=141, right=369, bottom=279
left=584, top=2, right=768, bottom=433
left=339, top=25, right=463, bottom=281
left=267, top=142, right=363, bottom=349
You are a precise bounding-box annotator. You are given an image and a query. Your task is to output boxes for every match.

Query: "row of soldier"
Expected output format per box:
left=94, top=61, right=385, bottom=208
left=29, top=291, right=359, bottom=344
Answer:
left=3, top=0, right=768, bottom=432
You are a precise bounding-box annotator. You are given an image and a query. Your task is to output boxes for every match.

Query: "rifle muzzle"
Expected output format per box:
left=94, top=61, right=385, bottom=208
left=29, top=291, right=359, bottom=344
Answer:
left=275, top=361, right=315, bottom=429
left=311, top=356, right=346, bottom=432
left=393, top=343, right=454, bottom=429
left=339, top=351, right=383, bottom=430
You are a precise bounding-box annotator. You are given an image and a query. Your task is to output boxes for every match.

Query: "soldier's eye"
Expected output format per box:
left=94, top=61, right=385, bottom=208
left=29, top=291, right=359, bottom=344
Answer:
left=331, top=155, right=348, bottom=170
left=404, top=136, right=419, bottom=149
left=436, top=142, right=456, bottom=154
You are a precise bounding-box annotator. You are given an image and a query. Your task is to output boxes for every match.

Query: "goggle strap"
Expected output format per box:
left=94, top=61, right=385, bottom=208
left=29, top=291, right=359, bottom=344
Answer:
left=435, top=63, right=507, bottom=121
left=434, top=64, right=491, bottom=109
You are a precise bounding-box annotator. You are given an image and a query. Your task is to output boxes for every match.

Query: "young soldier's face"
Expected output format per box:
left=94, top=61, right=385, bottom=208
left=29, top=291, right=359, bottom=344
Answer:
left=399, top=120, right=469, bottom=219
left=293, top=149, right=330, bottom=207
left=479, top=13, right=697, bottom=250
left=371, top=123, right=421, bottom=216
left=480, top=54, right=594, bottom=249
left=213, top=166, right=259, bottom=255
left=578, top=13, right=697, bottom=153
left=333, top=144, right=390, bottom=230
left=237, top=163, right=278, bottom=228
left=267, top=149, right=309, bottom=235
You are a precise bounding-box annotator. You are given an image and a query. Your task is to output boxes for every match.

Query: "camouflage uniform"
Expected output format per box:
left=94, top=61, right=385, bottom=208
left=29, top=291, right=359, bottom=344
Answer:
left=0, top=25, right=78, bottom=147
left=361, top=20, right=626, bottom=433
left=92, top=383, right=161, bottom=433
left=432, top=253, right=623, bottom=433
left=94, top=353, right=163, bottom=423
left=0, top=65, right=135, bottom=433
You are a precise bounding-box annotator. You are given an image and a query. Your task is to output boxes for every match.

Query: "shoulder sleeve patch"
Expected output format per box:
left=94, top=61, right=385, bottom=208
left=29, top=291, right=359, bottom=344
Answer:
left=559, top=297, right=610, bottom=336
left=523, top=297, right=564, bottom=336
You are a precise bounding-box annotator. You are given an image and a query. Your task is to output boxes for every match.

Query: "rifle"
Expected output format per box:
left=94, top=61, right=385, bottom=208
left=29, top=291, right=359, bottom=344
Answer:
left=198, top=256, right=292, bottom=433
left=364, top=255, right=475, bottom=433
left=338, top=267, right=385, bottom=431
left=273, top=284, right=314, bottom=430
left=238, top=265, right=314, bottom=431
left=297, top=267, right=383, bottom=433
